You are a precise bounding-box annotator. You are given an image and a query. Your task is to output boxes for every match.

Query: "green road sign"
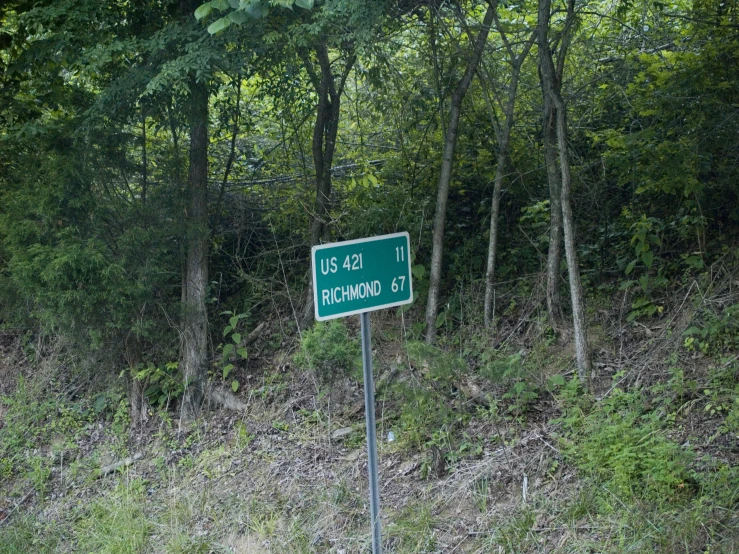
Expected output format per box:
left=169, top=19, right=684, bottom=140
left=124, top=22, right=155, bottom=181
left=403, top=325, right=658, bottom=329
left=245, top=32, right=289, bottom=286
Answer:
left=312, top=232, right=413, bottom=321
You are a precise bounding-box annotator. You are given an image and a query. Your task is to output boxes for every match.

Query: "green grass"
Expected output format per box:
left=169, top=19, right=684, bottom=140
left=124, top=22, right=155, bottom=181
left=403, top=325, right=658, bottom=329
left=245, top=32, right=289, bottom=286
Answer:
left=74, top=479, right=152, bottom=554
left=0, top=516, right=62, bottom=554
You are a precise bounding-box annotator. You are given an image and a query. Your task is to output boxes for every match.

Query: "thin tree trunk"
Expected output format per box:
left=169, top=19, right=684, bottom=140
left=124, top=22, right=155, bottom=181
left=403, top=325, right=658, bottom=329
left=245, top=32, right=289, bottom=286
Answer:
left=126, top=339, right=148, bottom=429
left=299, top=42, right=356, bottom=329
left=544, top=97, right=563, bottom=326
left=482, top=25, right=534, bottom=329
left=538, top=0, right=591, bottom=385
left=425, top=3, right=495, bottom=344
left=180, top=75, right=209, bottom=420
left=216, top=76, right=241, bottom=214
left=140, top=106, right=147, bottom=205
left=554, top=98, right=591, bottom=386
left=545, top=0, right=576, bottom=330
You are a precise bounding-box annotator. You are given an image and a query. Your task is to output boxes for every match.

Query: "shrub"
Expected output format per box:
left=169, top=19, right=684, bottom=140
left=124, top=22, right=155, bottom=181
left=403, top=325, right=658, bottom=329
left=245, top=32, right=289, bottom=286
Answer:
left=294, top=320, right=360, bottom=385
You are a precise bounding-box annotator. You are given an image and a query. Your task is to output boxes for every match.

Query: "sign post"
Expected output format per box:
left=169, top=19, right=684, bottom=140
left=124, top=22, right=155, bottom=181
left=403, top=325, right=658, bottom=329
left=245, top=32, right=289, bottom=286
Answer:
left=312, top=232, right=413, bottom=554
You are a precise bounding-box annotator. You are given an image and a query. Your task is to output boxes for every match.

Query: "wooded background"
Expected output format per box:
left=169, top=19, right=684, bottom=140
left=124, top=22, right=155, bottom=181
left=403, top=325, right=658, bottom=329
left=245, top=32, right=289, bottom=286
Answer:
left=1, top=0, right=737, bottom=418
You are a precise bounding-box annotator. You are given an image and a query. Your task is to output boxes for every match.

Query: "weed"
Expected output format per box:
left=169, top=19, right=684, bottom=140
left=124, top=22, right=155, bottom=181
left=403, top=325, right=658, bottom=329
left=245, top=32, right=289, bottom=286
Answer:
left=234, top=420, right=254, bottom=449
left=130, top=361, right=183, bottom=410
left=558, top=388, right=693, bottom=501
left=471, top=476, right=490, bottom=513
left=74, top=478, right=152, bottom=554
left=165, top=535, right=213, bottom=554
left=484, top=506, right=537, bottom=553
left=394, top=385, right=459, bottom=450
left=0, top=516, right=62, bottom=554
left=406, top=340, right=465, bottom=387
left=386, top=502, right=438, bottom=552
left=0, top=376, right=92, bottom=487
left=217, top=310, right=250, bottom=393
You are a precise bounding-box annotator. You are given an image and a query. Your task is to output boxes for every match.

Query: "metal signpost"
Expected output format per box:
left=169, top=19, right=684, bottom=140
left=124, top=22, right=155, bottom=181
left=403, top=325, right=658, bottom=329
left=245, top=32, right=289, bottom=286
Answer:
left=312, top=231, right=413, bottom=554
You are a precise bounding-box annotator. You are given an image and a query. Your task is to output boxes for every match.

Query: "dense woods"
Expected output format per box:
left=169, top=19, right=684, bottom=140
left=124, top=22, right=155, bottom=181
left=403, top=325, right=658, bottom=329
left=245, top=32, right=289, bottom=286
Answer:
left=0, top=0, right=738, bottom=552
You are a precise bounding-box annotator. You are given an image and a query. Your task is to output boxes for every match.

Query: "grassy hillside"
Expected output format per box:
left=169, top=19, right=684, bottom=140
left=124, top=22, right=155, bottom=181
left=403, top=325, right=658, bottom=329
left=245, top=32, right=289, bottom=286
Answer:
left=1, top=267, right=738, bottom=553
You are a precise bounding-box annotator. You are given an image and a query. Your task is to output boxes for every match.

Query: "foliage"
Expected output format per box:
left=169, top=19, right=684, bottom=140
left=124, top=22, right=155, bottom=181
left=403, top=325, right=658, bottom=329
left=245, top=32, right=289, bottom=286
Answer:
left=557, top=387, right=694, bottom=502
left=293, top=320, right=360, bottom=385
left=1, top=0, right=739, bottom=550
left=132, top=361, right=184, bottom=409
left=406, top=340, right=466, bottom=387
left=682, top=303, right=739, bottom=356
left=217, top=310, right=249, bottom=392
left=0, top=376, right=94, bottom=486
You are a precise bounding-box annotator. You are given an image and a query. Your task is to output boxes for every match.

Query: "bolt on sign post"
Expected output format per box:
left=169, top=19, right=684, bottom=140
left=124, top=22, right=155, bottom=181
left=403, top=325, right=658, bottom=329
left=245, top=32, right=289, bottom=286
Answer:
left=312, top=231, right=413, bottom=553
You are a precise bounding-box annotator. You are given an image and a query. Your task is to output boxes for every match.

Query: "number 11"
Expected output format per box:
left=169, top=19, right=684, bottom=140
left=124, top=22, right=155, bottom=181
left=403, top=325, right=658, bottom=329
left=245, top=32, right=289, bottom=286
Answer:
left=396, top=246, right=404, bottom=262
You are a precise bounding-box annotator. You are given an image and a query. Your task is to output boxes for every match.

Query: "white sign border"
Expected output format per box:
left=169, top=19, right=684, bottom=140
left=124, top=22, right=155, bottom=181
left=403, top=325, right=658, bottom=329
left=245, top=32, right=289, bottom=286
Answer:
left=312, top=231, right=414, bottom=322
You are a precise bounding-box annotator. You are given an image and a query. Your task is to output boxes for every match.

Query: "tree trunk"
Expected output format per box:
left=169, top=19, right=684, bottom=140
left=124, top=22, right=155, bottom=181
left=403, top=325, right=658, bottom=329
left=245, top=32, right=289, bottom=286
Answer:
left=140, top=106, right=147, bottom=205
left=555, top=96, right=591, bottom=386
left=543, top=97, right=563, bottom=327
left=299, top=42, right=355, bottom=329
left=425, top=4, right=495, bottom=344
left=482, top=25, right=534, bottom=329
left=180, top=75, right=209, bottom=421
left=130, top=376, right=148, bottom=428
left=538, top=0, right=591, bottom=385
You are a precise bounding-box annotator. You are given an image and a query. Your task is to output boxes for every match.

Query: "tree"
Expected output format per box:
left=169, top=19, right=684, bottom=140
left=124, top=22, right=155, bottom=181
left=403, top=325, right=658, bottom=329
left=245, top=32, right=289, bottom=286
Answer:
left=478, top=8, right=536, bottom=330
left=297, top=37, right=356, bottom=327
left=425, top=1, right=495, bottom=344
left=179, top=13, right=211, bottom=420
left=538, top=0, right=591, bottom=384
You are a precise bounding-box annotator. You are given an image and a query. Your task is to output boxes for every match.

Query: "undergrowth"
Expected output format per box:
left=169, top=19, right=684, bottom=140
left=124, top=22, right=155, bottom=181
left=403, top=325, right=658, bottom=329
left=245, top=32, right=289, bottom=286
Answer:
left=1, top=285, right=738, bottom=553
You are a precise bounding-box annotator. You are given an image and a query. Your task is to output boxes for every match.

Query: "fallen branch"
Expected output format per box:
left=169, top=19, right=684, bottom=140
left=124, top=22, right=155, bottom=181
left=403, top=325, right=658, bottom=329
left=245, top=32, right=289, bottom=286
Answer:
left=98, top=452, right=143, bottom=477
left=243, top=322, right=267, bottom=347
left=209, top=385, right=248, bottom=411
left=0, top=487, right=35, bottom=527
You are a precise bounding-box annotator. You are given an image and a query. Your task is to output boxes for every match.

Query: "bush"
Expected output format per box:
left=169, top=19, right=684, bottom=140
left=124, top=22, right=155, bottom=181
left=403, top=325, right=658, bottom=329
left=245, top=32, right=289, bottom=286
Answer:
left=294, top=320, right=360, bottom=385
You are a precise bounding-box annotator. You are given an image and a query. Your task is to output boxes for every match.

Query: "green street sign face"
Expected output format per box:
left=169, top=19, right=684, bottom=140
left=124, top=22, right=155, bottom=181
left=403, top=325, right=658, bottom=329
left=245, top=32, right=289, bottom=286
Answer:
left=312, top=232, right=413, bottom=321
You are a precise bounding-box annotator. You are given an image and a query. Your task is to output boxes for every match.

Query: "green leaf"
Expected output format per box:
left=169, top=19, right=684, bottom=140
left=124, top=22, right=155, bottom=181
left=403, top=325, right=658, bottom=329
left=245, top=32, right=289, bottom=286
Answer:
left=229, top=10, right=249, bottom=23
left=237, top=346, right=248, bottom=359
left=207, top=16, right=231, bottom=34
left=229, top=315, right=239, bottom=328
left=638, top=274, right=650, bottom=292
left=223, top=325, right=232, bottom=337
left=245, top=1, right=268, bottom=17
left=411, top=264, right=426, bottom=279
left=211, top=0, right=230, bottom=9
left=435, top=311, right=446, bottom=329
left=194, top=2, right=213, bottom=20
left=223, top=363, right=234, bottom=379
left=684, top=255, right=703, bottom=269
left=232, top=332, right=242, bottom=344
left=223, top=343, right=234, bottom=359
left=94, top=395, right=107, bottom=414
left=642, top=250, right=654, bottom=269
left=228, top=0, right=240, bottom=7
left=231, top=380, right=239, bottom=392
left=294, top=0, right=314, bottom=9
left=548, top=374, right=566, bottom=387
left=625, top=260, right=637, bottom=275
